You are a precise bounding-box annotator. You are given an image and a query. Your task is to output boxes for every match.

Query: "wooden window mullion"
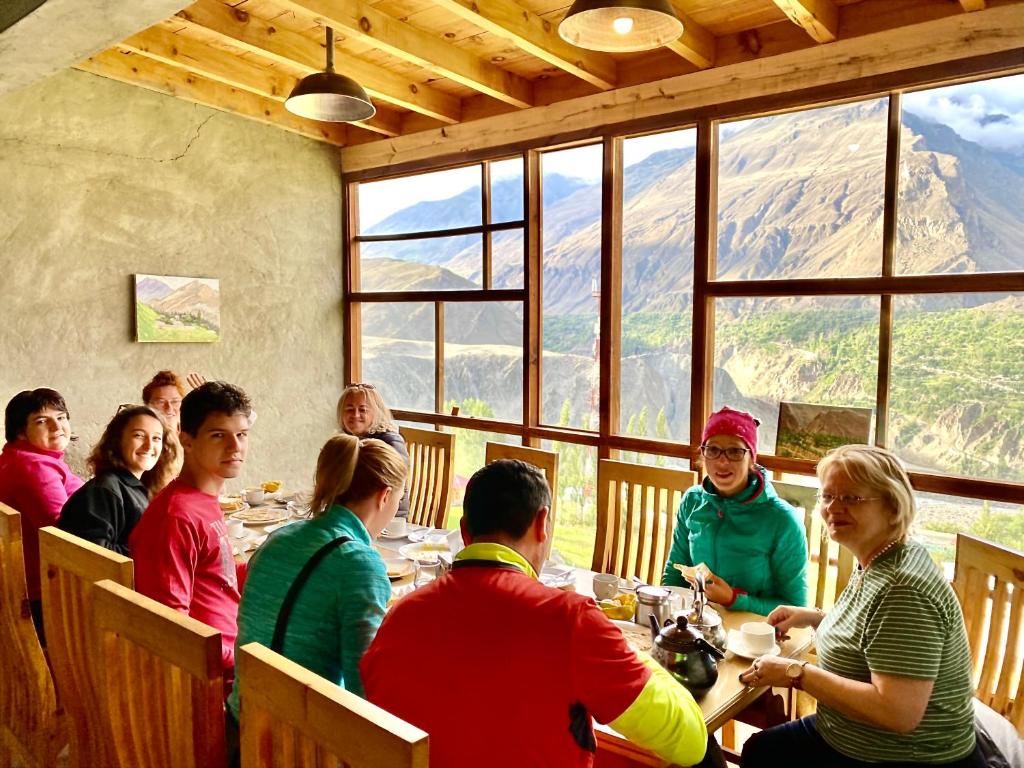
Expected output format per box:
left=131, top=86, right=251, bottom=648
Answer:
left=524, top=150, right=542, bottom=446
left=875, top=92, right=902, bottom=448
left=599, top=136, right=623, bottom=460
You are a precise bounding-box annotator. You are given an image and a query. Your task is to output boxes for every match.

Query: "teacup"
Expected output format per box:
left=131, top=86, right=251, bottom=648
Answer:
left=383, top=517, right=408, bottom=538
left=739, top=621, right=776, bottom=655
left=227, top=518, right=245, bottom=539
left=593, top=573, right=620, bottom=601
left=244, top=487, right=265, bottom=505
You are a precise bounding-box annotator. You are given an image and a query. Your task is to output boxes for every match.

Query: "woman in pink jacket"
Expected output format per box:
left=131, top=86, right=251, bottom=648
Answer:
left=0, top=388, right=83, bottom=644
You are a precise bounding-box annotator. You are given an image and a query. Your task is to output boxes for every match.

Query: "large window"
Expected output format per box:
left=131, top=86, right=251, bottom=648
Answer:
left=346, top=71, right=1024, bottom=565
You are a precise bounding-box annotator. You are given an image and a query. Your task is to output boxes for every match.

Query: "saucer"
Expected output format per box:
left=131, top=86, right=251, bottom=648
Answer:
left=379, top=528, right=409, bottom=540
left=727, top=629, right=780, bottom=660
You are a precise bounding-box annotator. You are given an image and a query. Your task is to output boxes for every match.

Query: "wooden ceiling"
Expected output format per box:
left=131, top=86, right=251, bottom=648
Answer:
left=75, top=0, right=1019, bottom=148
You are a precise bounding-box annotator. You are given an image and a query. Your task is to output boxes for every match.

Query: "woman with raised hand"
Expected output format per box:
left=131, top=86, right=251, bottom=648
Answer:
left=228, top=434, right=407, bottom=728
left=739, top=445, right=981, bottom=768
left=0, top=388, right=83, bottom=641
left=337, top=383, right=409, bottom=519
left=60, top=405, right=176, bottom=554
left=661, top=406, right=807, bottom=614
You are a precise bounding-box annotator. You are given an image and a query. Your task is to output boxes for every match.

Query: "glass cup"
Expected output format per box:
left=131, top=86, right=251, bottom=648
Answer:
left=413, top=558, right=443, bottom=589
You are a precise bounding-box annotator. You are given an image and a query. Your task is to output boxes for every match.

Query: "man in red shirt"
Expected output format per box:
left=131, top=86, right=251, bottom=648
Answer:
left=362, top=460, right=717, bottom=768
left=129, top=381, right=251, bottom=675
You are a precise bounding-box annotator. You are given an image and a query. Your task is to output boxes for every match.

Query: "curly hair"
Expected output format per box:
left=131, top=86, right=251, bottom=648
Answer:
left=142, top=370, right=186, bottom=404
left=88, top=406, right=178, bottom=497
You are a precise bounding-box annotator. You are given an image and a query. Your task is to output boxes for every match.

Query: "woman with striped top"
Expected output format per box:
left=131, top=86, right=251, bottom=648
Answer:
left=739, top=445, right=983, bottom=768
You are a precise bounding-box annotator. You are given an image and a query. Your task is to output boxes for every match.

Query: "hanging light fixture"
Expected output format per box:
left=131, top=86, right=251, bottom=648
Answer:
left=558, top=0, right=683, bottom=53
left=285, top=27, right=375, bottom=122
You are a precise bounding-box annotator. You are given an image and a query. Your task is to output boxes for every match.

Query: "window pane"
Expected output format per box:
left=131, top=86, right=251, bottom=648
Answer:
left=717, top=99, right=888, bottom=280
left=490, top=157, right=524, bottom=224
left=897, top=74, right=1024, bottom=274
left=360, top=235, right=482, bottom=289
left=444, top=302, right=523, bottom=423
left=358, top=166, right=481, bottom=234
left=492, top=228, right=524, bottom=289
left=360, top=302, right=434, bottom=412
left=444, top=428, right=520, bottom=528
left=542, top=439, right=597, bottom=568
left=713, top=297, right=881, bottom=456
left=621, top=128, right=697, bottom=442
left=913, top=492, right=1023, bottom=579
left=542, top=144, right=603, bottom=428
left=890, top=293, right=1024, bottom=482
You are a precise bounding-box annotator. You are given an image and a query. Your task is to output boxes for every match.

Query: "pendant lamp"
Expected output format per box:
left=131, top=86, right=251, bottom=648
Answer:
left=285, top=27, right=375, bottom=122
left=558, top=0, right=683, bottom=53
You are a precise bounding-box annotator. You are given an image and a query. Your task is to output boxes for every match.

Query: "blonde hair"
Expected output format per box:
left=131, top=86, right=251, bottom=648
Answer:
left=816, top=444, right=915, bottom=540
left=310, top=434, right=407, bottom=518
left=336, top=384, right=396, bottom=436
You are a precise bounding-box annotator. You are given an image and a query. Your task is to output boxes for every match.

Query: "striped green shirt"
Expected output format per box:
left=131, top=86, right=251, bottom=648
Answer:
left=815, top=540, right=975, bottom=763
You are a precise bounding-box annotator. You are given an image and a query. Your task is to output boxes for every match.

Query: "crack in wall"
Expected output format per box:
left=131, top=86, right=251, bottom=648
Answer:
left=0, top=112, right=216, bottom=164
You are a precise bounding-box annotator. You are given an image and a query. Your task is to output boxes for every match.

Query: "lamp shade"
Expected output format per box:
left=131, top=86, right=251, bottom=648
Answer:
left=558, top=0, right=683, bottom=52
left=285, top=71, right=376, bottom=122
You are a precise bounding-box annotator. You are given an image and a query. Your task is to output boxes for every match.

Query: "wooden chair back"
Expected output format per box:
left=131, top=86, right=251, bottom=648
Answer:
left=772, top=481, right=854, bottom=610
left=592, top=460, right=696, bottom=584
left=399, top=427, right=455, bottom=529
left=37, top=526, right=133, bottom=768
left=0, top=505, right=64, bottom=768
left=953, top=533, right=1024, bottom=735
left=91, top=579, right=225, bottom=768
left=238, top=642, right=428, bottom=768
left=484, top=442, right=559, bottom=517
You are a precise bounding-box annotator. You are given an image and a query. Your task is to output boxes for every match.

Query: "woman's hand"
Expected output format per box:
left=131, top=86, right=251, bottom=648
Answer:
left=738, top=655, right=792, bottom=688
left=185, top=372, right=207, bottom=390
left=766, top=605, right=824, bottom=639
left=683, top=563, right=734, bottom=605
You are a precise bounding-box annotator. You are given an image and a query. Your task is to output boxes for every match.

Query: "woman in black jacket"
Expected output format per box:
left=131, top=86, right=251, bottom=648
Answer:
left=337, top=384, right=409, bottom=518
left=59, top=405, right=177, bottom=554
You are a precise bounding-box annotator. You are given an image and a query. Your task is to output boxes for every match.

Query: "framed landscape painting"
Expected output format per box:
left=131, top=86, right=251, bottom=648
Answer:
left=134, top=274, right=220, bottom=343
left=776, top=401, right=873, bottom=460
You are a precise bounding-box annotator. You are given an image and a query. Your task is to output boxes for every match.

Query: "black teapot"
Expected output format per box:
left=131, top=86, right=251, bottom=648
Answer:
left=649, top=614, right=725, bottom=699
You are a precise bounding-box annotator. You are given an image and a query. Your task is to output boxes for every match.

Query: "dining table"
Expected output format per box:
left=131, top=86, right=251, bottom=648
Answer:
left=234, top=511, right=815, bottom=767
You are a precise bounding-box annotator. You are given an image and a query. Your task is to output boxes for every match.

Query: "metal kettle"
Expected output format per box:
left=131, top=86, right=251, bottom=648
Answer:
left=686, top=571, right=728, bottom=654
left=648, top=614, right=725, bottom=699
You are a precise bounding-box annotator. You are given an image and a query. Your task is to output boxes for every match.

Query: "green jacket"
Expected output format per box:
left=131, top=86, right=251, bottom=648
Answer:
left=227, top=505, right=389, bottom=718
left=661, top=468, right=808, bottom=615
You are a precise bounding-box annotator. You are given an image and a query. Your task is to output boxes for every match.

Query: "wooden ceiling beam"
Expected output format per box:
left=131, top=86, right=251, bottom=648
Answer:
left=772, top=0, right=838, bottom=43
left=76, top=49, right=350, bottom=146
left=176, top=0, right=461, bottom=124
left=274, top=0, right=534, bottom=108
left=960, top=0, right=986, bottom=9
left=117, top=26, right=400, bottom=137
left=430, top=0, right=617, bottom=90
left=664, top=12, right=716, bottom=69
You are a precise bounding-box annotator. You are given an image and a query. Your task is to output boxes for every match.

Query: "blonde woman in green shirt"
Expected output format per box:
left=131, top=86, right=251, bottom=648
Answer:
left=228, top=434, right=407, bottom=726
left=739, top=445, right=982, bottom=768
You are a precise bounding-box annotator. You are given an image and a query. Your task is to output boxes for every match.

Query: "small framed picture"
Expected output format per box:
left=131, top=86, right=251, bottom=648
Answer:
left=134, top=274, right=220, bottom=343
left=776, top=401, right=873, bottom=460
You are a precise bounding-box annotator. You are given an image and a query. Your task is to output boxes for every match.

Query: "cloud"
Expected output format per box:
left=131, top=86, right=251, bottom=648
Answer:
left=903, top=74, right=1024, bottom=153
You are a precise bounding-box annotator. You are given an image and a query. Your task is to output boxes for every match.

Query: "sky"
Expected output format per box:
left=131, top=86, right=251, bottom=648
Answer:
left=358, top=74, right=1024, bottom=229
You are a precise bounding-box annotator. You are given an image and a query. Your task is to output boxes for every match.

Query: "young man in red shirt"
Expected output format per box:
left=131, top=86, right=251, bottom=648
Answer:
left=129, top=381, right=251, bottom=676
left=362, top=459, right=719, bottom=768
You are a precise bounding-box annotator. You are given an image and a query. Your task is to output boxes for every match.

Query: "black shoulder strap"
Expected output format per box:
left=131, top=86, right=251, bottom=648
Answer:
left=271, top=536, right=352, bottom=653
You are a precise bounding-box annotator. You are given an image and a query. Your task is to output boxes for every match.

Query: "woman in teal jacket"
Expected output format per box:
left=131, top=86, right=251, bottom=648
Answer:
left=228, top=433, right=407, bottom=724
left=662, top=407, right=807, bottom=615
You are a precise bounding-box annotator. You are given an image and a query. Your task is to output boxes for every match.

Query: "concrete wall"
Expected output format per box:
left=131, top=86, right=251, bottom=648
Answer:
left=0, top=69, right=344, bottom=494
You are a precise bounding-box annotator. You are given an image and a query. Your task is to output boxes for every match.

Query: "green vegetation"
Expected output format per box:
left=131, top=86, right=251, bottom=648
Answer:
left=136, top=301, right=218, bottom=343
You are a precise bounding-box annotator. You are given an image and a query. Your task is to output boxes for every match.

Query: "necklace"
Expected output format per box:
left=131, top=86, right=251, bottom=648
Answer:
left=850, top=539, right=901, bottom=591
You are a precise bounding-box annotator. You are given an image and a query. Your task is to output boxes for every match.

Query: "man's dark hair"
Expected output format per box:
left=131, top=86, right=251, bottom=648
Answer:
left=5, top=388, right=69, bottom=442
left=463, top=459, right=551, bottom=540
left=179, top=381, right=252, bottom=436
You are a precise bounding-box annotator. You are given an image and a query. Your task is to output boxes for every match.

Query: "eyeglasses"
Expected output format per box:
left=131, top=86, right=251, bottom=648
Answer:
left=699, top=444, right=751, bottom=462
left=816, top=493, right=882, bottom=507
left=345, top=383, right=376, bottom=390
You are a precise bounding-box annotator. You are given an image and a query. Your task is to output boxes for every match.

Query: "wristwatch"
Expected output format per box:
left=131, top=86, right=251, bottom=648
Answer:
left=785, top=660, right=809, bottom=690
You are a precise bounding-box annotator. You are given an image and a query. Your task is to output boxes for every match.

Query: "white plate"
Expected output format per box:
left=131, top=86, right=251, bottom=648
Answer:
left=406, top=527, right=437, bottom=543
left=727, top=629, right=780, bottom=659
left=398, top=541, right=449, bottom=562
left=383, top=557, right=414, bottom=580
left=379, top=528, right=409, bottom=540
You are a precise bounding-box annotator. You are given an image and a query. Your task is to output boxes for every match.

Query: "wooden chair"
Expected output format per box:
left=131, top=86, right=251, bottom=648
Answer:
left=591, top=460, right=696, bottom=584
left=773, top=481, right=854, bottom=611
left=399, top=426, right=455, bottom=530
left=953, top=533, right=1024, bottom=735
left=0, top=505, right=66, bottom=768
left=238, top=642, right=429, bottom=767
left=484, top=442, right=559, bottom=517
left=38, top=525, right=133, bottom=768
left=90, top=578, right=225, bottom=768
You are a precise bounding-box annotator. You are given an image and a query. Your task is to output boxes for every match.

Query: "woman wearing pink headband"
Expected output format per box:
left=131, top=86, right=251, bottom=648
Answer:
left=661, top=407, right=807, bottom=614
